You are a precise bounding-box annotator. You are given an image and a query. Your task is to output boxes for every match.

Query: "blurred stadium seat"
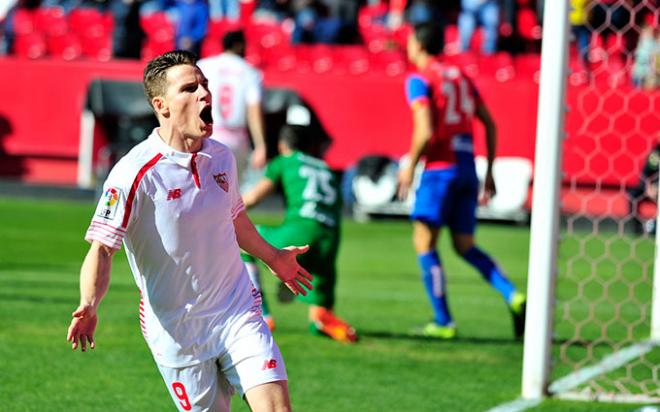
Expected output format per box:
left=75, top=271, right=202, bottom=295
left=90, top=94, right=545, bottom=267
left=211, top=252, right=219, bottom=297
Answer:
left=14, top=32, right=47, bottom=59
left=34, top=6, right=68, bottom=37
left=47, top=32, right=82, bottom=60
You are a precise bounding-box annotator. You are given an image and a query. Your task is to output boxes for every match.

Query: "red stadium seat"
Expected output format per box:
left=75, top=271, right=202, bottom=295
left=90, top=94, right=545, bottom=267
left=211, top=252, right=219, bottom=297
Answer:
left=13, top=9, right=35, bottom=36
left=514, top=53, right=541, bottom=83
left=68, top=8, right=107, bottom=38
left=141, top=38, right=175, bottom=61
left=34, top=7, right=68, bottom=37
left=517, top=8, right=541, bottom=41
left=80, top=33, right=112, bottom=61
left=370, top=50, right=406, bottom=77
left=480, top=52, right=515, bottom=81
left=207, top=18, right=241, bottom=40
left=333, top=46, right=370, bottom=75
left=246, top=21, right=289, bottom=50
left=47, top=33, right=82, bottom=60
left=13, top=32, right=47, bottom=59
left=67, top=9, right=113, bottom=60
left=140, top=12, right=175, bottom=43
left=200, top=36, right=223, bottom=58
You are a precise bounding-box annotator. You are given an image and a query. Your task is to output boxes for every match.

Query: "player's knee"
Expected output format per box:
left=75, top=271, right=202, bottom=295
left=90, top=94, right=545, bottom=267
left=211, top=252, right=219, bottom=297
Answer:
left=452, top=238, right=473, bottom=256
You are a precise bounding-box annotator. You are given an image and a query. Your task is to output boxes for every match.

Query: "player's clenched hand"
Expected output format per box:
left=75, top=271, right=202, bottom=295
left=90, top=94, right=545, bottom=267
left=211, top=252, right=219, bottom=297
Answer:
left=267, top=245, right=313, bottom=296
left=397, top=166, right=415, bottom=201
left=67, top=304, right=98, bottom=352
left=480, top=170, right=497, bottom=204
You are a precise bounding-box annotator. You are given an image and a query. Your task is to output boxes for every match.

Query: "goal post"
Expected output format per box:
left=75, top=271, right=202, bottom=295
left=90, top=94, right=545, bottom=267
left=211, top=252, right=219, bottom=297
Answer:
left=521, top=0, right=571, bottom=400
left=521, top=0, right=660, bottom=404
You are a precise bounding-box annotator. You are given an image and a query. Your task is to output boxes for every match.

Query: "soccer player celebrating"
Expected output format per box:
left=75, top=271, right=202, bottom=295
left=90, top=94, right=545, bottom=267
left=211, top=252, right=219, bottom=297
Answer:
left=66, top=50, right=313, bottom=411
left=398, top=23, right=527, bottom=340
left=241, top=125, right=358, bottom=344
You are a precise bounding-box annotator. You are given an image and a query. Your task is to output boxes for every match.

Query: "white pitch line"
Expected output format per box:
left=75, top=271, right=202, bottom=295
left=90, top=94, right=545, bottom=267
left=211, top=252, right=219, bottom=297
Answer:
left=548, top=341, right=657, bottom=395
left=487, top=340, right=659, bottom=412
left=485, top=397, right=542, bottom=412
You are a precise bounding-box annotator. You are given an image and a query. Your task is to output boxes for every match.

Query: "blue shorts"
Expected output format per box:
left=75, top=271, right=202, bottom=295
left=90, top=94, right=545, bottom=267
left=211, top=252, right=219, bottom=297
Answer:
left=411, top=163, right=479, bottom=234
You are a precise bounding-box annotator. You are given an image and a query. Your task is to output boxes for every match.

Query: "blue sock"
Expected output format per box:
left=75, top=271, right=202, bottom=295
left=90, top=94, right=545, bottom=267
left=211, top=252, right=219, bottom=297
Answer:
left=462, top=246, right=516, bottom=303
left=418, top=251, right=453, bottom=326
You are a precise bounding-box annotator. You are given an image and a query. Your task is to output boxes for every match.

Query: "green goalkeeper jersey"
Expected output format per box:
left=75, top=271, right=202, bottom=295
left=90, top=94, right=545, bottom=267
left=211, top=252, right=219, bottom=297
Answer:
left=264, top=150, right=342, bottom=228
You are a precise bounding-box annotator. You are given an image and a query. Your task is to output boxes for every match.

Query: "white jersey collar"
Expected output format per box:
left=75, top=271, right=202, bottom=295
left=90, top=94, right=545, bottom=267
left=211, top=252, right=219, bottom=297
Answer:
left=148, top=129, right=212, bottom=168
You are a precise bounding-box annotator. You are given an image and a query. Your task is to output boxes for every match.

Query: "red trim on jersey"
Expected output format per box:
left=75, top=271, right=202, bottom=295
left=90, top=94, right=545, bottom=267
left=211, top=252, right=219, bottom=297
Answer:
left=425, top=160, right=455, bottom=170
left=122, top=153, right=163, bottom=229
left=191, top=153, right=201, bottom=189
left=91, top=221, right=126, bottom=234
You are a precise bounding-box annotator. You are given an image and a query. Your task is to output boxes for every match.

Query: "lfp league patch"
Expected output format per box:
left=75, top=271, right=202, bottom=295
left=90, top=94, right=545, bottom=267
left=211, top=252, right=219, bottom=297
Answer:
left=97, top=187, right=121, bottom=220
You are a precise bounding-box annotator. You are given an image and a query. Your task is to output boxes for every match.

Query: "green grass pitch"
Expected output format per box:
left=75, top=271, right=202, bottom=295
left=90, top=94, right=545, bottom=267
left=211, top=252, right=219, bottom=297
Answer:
left=0, top=197, right=649, bottom=411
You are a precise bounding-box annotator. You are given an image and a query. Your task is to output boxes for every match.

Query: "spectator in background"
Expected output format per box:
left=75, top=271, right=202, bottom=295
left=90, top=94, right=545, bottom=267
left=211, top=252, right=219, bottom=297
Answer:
left=1, top=0, right=39, bottom=56
left=407, top=0, right=443, bottom=25
left=140, top=0, right=209, bottom=55
left=174, top=0, right=209, bottom=55
left=570, top=0, right=592, bottom=81
left=629, top=134, right=660, bottom=234
left=209, top=0, right=239, bottom=20
left=589, top=0, right=637, bottom=64
left=253, top=0, right=290, bottom=22
left=0, top=0, right=19, bottom=55
left=632, top=19, right=659, bottom=89
left=458, top=0, right=500, bottom=54
left=197, top=30, right=268, bottom=188
left=291, top=0, right=353, bottom=44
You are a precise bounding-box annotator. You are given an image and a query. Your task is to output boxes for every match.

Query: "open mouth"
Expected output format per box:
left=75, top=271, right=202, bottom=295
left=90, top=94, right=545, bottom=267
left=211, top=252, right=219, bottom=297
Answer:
left=200, top=106, right=213, bottom=125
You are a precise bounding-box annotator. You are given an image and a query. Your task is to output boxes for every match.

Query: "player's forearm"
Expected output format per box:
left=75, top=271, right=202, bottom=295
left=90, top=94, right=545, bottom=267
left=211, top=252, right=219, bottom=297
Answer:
left=408, top=130, right=431, bottom=168
left=79, top=241, right=113, bottom=311
left=247, top=104, right=266, bottom=150
left=233, top=211, right=278, bottom=264
left=408, top=104, right=432, bottom=167
left=476, top=103, right=497, bottom=170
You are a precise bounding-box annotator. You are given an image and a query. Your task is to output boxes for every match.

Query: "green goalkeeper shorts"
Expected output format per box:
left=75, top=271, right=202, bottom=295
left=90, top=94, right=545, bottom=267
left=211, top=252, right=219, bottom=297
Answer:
left=244, top=218, right=339, bottom=309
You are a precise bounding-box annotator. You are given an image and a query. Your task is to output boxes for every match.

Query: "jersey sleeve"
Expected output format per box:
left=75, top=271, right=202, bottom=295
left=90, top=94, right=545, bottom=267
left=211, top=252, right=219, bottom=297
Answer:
left=245, top=67, right=263, bottom=105
left=405, top=74, right=430, bottom=107
left=264, top=155, right=283, bottom=184
left=85, top=166, right=133, bottom=250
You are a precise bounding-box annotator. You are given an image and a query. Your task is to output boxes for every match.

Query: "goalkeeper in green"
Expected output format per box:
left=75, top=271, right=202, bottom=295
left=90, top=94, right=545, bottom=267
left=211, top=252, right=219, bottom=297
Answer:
left=241, top=125, right=358, bottom=343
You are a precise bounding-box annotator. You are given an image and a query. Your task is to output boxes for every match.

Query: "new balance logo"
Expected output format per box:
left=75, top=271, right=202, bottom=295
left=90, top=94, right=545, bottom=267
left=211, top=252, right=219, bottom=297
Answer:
left=262, top=359, right=277, bottom=370
left=167, top=189, right=182, bottom=200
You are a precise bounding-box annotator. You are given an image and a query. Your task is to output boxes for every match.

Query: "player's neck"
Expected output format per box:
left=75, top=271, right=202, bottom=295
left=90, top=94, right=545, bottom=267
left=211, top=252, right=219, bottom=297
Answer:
left=415, top=54, right=432, bottom=71
left=157, top=127, right=203, bottom=153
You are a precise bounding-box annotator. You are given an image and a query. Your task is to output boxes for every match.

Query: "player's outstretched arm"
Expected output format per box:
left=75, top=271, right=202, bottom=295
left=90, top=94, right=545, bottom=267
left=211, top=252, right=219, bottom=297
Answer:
left=66, top=240, right=115, bottom=352
left=233, top=210, right=313, bottom=296
left=242, top=178, right=276, bottom=209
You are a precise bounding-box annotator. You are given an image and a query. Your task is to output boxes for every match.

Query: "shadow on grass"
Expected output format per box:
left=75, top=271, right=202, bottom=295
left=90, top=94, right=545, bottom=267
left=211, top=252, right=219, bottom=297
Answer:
left=360, top=329, right=523, bottom=345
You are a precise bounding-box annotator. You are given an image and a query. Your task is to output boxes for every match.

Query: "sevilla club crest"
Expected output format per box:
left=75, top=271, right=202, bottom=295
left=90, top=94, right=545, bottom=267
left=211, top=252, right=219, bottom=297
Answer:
left=214, top=172, right=229, bottom=192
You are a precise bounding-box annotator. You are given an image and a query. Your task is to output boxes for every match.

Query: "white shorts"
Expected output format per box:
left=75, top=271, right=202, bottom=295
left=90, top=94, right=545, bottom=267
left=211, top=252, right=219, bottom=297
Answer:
left=157, top=316, right=287, bottom=412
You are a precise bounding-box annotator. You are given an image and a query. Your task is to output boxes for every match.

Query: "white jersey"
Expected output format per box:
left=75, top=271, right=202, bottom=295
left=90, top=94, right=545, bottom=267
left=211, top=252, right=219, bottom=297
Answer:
left=197, top=53, right=263, bottom=150
left=86, top=130, right=261, bottom=368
